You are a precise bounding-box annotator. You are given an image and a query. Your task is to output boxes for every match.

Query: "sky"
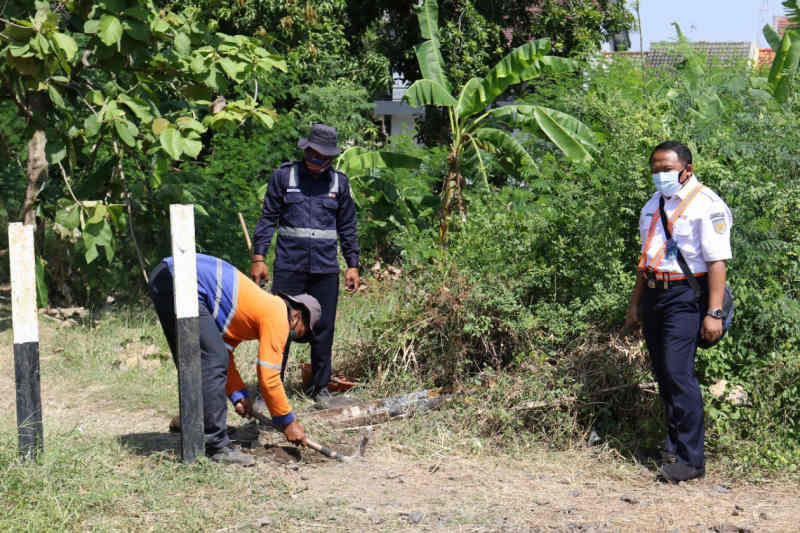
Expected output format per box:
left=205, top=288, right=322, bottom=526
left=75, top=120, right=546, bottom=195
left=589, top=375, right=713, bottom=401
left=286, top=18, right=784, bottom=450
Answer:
left=627, top=0, right=790, bottom=51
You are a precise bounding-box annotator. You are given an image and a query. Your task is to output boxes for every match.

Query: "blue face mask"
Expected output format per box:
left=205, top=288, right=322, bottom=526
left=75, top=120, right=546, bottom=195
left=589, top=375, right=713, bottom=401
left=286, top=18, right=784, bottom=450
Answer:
left=652, top=169, right=685, bottom=197
left=305, top=152, right=331, bottom=174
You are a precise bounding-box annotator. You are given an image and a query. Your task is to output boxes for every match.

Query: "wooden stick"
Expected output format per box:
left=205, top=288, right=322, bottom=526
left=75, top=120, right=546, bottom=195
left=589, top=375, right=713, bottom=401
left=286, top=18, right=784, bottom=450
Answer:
left=170, top=204, right=204, bottom=463
left=237, top=212, right=252, bottom=253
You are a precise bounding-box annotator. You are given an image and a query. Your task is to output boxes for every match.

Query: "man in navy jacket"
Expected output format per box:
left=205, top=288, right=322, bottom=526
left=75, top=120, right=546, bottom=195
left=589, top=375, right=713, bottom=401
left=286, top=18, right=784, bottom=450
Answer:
left=250, top=124, right=360, bottom=401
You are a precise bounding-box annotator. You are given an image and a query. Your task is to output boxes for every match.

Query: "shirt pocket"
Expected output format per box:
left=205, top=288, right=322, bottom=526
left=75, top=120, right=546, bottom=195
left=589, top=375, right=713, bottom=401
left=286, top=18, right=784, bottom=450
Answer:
left=671, top=217, right=697, bottom=256
left=282, top=192, right=306, bottom=223
left=319, top=198, right=338, bottom=227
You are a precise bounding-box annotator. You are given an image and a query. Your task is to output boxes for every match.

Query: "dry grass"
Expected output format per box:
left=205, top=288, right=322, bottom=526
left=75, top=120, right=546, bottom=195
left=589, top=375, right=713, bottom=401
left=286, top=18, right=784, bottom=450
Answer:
left=1, top=285, right=799, bottom=532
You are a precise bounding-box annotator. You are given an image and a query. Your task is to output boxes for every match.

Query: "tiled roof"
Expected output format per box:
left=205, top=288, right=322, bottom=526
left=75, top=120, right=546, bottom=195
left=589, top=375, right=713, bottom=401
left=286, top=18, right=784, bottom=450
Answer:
left=646, top=41, right=759, bottom=68
left=759, top=48, right=776, bottom=68
left=600, top=50, right=647, bottom=64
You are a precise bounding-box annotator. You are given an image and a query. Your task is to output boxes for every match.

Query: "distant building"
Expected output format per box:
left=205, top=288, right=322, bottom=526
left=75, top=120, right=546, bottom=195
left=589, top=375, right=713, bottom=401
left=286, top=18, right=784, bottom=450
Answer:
left=603, top=41, right=762, bottom=69
left=373, top=74, right=423, bottom=141
left=759, top=48, right=775, bottom=68
left=773, top=16, right=798, bottom=37
left=647, top=41, right=760, bottom=68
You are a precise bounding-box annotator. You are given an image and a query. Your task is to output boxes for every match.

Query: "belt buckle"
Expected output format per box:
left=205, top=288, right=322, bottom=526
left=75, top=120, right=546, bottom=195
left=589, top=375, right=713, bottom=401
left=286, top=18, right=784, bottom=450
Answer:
left=647, top=278, right=656, bottom=289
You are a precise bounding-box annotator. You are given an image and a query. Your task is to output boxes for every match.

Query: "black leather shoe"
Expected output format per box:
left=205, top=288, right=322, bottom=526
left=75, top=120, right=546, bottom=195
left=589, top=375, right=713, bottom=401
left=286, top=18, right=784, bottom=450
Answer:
left=311, top=388, right=333, bottom=410
left=659, top=461, right=705, bottom=483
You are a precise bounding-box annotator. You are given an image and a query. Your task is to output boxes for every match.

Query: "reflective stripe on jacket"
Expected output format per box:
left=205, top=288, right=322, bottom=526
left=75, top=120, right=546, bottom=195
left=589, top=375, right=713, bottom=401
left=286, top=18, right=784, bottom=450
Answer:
left=252, top=161, right=360, bottom=273
left=164, top=254, right=294, bottom=425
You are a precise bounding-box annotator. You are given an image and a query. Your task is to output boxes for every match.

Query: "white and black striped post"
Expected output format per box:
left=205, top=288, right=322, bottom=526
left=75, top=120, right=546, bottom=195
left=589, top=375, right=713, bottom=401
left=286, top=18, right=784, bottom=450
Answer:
left=9, top=223, right=43, bottom=459
left=170, top=204, right=204, bottom=463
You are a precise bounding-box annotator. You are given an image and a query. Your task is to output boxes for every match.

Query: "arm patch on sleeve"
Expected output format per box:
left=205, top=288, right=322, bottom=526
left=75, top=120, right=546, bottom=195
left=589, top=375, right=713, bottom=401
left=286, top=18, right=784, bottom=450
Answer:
left=710, top=212, right=728, bottom=234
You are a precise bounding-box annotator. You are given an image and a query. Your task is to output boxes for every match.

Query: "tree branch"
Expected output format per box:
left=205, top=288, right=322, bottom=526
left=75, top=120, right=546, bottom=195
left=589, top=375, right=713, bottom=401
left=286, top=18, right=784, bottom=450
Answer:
left=113, top=140, right=149, bottom=284
left=0, top=69, right=33, bottom=119
left=57, top=161, right=88, bottom=216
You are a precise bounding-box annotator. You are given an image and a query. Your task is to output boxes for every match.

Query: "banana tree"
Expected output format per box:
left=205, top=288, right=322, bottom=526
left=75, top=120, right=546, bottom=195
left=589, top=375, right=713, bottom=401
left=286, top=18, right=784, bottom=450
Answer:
left=762, top=0, right=800, bottom=104
left=403, top=0, right=597, bottom=243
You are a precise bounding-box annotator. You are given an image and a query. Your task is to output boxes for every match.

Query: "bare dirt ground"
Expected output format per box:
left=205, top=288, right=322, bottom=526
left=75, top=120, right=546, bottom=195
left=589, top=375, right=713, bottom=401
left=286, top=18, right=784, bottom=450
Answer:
left=1, top=304, right=798, bottom=532
left=11, top=381, right=800, bottom=532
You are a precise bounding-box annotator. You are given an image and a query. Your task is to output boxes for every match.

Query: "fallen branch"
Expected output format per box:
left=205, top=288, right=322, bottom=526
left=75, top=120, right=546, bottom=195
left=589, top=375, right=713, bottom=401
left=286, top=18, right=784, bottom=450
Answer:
left=512, top=382, right=658, bottom=412
left=594, top=381, right=657, bottom=395
left=305, top=388, right=449, bottom=428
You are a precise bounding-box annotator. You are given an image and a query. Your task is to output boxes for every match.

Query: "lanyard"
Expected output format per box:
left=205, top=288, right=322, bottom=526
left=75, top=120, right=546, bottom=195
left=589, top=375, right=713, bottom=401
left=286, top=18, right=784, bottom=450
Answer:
left=638, top=184, right=704, bottom=272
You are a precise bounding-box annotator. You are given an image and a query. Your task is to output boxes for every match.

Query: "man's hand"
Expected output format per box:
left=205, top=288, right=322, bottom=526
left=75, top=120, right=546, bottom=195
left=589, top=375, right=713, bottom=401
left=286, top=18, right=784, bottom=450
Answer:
left=621, top=305, right=641, bottom=336
left=250, top=256, right=269, bottom=288
left=344, top=267, right=360, bottom=294
left=283, top=420, right=307, bottom=446
left=234, top=397, right=253, bottom=418
left=700, top=315, right=723, bottom=344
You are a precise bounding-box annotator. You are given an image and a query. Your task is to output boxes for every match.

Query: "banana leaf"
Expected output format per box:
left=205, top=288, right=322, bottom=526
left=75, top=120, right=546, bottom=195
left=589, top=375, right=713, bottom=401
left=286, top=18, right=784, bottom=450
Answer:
left=337, top=147, right=421, bottom=176
left=775, top=37, right=800, bottom=103
left=488, top=104, right=597, bottom=161
left=413, top=0, right=450, bottom=92
left=769, top=32, right=792, bottom=87
left=473, top=127, right=537, bottom=176
left=459, top=39, right=578, bottom=120
left=403, top=79, right=457, bottom=107
left=763, top=24, right=782, bottom=52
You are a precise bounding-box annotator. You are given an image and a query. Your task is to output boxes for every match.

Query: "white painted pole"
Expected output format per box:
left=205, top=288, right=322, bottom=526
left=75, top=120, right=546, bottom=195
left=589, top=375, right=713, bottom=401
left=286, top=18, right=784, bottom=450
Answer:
left=169, top=205, right=203, bottom=463
left=9, top=223, right=43, bottom=459
left=170, top=205, right=199, bottom=319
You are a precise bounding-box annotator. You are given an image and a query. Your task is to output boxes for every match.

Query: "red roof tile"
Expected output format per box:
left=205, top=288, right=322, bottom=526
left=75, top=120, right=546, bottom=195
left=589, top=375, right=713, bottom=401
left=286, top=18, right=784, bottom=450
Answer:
left=759, top=48, right=776, bottom=68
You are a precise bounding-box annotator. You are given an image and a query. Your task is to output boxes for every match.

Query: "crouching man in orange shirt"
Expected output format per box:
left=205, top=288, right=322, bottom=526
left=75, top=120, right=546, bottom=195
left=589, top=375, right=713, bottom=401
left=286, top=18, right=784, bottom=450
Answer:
left=149, top=253, right=321, bottom=466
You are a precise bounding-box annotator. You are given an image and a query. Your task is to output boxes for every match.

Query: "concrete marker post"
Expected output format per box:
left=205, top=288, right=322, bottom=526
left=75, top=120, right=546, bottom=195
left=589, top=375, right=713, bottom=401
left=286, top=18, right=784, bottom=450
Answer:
left=9, top=223, right=43, bottom=460
left=170, top=204, right=204, bottom=463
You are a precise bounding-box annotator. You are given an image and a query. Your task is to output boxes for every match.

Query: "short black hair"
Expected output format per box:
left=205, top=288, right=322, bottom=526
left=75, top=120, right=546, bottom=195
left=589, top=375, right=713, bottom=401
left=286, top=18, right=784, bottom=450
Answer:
left=649, top=140, right=692, bottom=165
left=284, top=298, right=311, bottom=329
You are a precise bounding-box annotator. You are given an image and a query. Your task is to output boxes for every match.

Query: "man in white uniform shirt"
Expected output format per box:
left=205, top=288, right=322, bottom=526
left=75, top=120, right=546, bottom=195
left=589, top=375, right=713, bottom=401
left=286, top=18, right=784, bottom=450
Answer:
left=623, top=140, right=732, bottom=483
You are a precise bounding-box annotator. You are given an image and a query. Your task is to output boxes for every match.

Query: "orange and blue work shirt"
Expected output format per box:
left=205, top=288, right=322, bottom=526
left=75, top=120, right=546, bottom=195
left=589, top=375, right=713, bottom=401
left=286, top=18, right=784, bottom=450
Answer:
left=638, top=174, right=732, bottom=278
left=164, top=254, right=294, bottom=426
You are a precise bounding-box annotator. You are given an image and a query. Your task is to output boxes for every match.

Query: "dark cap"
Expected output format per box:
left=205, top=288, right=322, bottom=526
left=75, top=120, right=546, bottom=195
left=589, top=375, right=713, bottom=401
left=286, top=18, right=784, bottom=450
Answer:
left=297, top=123, right=341, bottom=157
left=278, top=293, right=321, bottom=343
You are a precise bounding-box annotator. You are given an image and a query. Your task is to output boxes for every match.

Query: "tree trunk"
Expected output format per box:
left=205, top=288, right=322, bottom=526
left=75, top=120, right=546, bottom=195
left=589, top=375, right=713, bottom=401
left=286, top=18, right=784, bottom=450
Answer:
left=438, top=151, right=460, bottom=244
left=22, top=129, right=47, bottom=227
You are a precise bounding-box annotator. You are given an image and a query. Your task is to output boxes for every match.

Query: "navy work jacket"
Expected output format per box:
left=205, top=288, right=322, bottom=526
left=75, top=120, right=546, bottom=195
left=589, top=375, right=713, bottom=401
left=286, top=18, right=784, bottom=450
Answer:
left=252, top=161, right=359, bottom=273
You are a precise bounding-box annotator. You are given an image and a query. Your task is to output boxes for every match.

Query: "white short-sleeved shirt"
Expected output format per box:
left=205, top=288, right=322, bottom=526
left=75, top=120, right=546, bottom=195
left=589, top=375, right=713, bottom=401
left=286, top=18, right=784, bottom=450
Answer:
left=639, top=175, right=732, bottom=275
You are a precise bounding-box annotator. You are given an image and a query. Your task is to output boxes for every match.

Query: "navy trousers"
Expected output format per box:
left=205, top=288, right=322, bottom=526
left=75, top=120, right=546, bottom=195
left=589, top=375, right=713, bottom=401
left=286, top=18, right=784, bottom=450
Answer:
left=272, top=270, right=339, bottom=395
left=148, top=262, right=231, bottom=454
left=642, top=278, right=708, bottom=469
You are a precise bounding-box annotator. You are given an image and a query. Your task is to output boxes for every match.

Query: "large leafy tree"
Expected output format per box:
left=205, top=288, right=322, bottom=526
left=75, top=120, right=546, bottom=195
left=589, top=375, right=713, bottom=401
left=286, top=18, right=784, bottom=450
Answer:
left=0, top=0, right=284, bottom=298
left=403, top=0, right=598, bottom=243
left=347, top=0, right=634, bottom=86
left=519, top=0, right=633, bottom=57
left=178, top=0, right=391, bottom=103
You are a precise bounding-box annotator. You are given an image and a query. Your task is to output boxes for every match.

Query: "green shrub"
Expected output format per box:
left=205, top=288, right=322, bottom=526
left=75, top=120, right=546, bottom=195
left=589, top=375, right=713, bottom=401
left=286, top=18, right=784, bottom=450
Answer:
left=352, top=56, right=800, bottom=471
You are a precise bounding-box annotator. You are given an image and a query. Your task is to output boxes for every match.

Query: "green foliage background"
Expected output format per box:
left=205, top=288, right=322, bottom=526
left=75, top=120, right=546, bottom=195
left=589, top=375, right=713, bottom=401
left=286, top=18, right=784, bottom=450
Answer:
left=2, top=2, right=798, bottom=473
left=355, top=55, right=800, bottom=472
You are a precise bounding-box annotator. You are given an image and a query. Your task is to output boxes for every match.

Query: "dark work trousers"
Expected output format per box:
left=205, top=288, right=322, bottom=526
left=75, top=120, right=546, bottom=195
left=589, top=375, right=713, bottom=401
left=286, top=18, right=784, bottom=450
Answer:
left=148, top=261, right=231, bottom=455
left=641, top=277, right=709, bottom=469
left=272, top=269, right=339, bottom=395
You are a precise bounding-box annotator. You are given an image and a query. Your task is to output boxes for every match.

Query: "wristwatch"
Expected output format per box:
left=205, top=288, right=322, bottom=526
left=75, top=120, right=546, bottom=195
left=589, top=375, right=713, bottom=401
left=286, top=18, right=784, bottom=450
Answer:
left=707, top=308, right=724, bottom=320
